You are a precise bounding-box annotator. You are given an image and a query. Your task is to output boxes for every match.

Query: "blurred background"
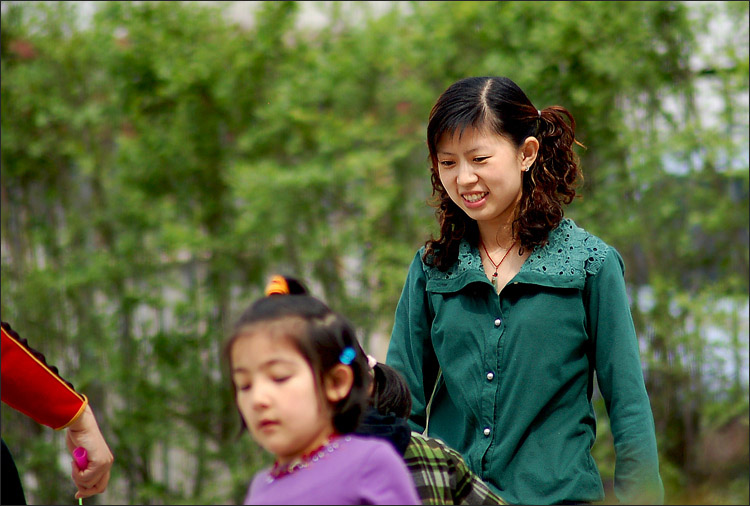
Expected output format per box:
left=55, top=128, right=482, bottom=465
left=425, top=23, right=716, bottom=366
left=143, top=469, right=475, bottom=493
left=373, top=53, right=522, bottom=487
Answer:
left=1, top=1, right=747, bottom=504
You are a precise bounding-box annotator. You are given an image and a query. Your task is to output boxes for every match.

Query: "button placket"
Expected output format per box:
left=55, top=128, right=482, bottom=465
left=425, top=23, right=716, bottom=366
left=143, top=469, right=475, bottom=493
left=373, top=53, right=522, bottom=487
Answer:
left=487, top=307, right=502, bottom=444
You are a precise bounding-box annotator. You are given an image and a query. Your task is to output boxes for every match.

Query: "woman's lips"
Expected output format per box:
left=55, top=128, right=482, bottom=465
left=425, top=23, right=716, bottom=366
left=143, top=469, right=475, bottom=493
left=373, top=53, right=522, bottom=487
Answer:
left=462, top=192, right=488, bottom=208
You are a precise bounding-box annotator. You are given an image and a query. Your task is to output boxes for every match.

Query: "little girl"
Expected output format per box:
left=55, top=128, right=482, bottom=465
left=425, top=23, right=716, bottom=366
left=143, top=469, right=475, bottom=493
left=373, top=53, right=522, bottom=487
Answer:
left=224, top=275, right=420, bottom=505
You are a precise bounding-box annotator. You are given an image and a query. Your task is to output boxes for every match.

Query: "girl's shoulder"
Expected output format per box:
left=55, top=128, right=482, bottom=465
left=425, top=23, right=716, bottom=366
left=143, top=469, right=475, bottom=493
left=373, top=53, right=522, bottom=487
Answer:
left=345, top=433, right=403, bottom=454
left=247, top=435, right=407, bottom=500
left=341, top=434, right=410, bottom=470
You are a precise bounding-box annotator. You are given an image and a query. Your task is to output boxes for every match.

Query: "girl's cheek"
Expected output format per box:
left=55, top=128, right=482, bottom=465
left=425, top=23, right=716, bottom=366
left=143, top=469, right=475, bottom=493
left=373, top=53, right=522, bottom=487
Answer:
left=236, top=394, right=252, bottom=420
left=241, top=407, right=256, bottom=435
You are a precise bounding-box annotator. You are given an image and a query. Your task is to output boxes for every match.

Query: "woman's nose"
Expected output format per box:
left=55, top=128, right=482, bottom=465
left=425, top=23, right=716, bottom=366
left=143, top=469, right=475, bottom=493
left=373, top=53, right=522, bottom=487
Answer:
left=456, top=162, right=478, bottom=186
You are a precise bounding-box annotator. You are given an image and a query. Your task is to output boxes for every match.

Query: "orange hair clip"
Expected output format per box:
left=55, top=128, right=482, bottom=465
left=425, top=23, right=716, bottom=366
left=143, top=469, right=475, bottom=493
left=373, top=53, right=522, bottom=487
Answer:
left=265, top=275, right=290, bottom=296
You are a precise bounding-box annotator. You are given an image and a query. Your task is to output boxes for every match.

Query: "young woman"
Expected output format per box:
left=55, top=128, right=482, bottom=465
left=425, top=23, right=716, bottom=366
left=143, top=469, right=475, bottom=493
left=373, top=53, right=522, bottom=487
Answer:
left=385, top=76, right=664, bottom=505
left=225, top=275, right=420, bottom=505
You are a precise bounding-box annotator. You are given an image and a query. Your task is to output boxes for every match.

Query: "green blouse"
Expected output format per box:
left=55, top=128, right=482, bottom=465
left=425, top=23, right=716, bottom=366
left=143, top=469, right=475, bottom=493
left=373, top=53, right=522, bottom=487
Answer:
left=386, top=218, right=664, bottom=505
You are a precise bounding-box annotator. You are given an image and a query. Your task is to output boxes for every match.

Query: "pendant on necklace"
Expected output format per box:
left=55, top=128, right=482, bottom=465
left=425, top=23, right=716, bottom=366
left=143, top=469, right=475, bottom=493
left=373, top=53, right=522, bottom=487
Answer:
left=482, top=238, right=517, bottom=295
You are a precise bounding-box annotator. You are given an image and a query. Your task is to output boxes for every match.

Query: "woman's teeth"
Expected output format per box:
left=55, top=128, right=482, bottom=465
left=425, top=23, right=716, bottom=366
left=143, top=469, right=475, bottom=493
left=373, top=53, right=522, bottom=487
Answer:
left=464, top=193, right=487, bottom=203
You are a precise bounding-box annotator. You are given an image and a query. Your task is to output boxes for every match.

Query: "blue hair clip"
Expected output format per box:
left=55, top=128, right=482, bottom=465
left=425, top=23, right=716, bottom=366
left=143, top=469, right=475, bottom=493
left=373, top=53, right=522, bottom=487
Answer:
left=339, top=346, right=356, bottom=365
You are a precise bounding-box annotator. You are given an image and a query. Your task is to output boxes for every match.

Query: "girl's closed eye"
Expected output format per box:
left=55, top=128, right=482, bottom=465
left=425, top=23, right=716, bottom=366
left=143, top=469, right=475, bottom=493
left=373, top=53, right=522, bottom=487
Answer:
left=232, top=371, right=252, bottom=392
left=439, top=160, right=455, bottom=168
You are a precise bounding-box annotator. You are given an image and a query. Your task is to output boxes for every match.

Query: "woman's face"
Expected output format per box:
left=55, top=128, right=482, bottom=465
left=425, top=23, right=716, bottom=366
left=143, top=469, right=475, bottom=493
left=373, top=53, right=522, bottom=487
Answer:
left=436, top=127, right=531, bottom=228
left=230, top=332, right=335, bottom=464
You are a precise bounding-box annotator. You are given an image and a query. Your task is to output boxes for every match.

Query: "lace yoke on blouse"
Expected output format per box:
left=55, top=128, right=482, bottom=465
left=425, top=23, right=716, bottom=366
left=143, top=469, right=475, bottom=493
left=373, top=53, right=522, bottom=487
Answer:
left=423, top=218, right=611, bottom=284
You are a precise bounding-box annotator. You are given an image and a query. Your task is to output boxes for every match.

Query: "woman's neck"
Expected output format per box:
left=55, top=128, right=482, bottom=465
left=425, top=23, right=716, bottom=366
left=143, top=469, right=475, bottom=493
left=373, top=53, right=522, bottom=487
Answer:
left=477, top=219, right=515, bottom=250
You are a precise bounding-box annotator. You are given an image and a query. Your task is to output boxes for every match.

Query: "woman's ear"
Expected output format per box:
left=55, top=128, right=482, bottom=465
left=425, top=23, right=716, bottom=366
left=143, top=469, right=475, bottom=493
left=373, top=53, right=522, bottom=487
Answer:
left=324, top=364, right=354, bottom=403
left=520, top=136, right=540, bottom=168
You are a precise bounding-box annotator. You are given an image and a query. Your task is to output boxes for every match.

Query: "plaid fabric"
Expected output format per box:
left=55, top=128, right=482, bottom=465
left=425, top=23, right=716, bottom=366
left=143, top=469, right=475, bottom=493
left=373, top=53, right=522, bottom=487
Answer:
left=404, top=432, right=506, bottom=505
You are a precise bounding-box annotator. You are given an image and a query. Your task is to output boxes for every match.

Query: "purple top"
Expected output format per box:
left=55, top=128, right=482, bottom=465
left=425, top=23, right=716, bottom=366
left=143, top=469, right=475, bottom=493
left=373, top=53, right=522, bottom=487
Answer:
left=245, top=434, right=420, bottom=505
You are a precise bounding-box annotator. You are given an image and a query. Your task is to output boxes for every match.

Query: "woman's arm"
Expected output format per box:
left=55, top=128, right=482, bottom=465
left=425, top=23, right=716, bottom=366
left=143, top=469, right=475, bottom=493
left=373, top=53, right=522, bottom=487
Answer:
left=586, top=249, right=665, bottom=504
left=385, top=251, right=437, bottom=434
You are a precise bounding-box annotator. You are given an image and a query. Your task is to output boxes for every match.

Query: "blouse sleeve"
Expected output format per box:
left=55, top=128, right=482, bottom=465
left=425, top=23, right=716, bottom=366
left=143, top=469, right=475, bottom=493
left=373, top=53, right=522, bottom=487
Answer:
left=1, top=321, right=88, bottom=430
left=358, top=440, right=421, bottom=505
left=585, top=249, right=665, bottom=504
left=385, top=250, right=438, bottom=434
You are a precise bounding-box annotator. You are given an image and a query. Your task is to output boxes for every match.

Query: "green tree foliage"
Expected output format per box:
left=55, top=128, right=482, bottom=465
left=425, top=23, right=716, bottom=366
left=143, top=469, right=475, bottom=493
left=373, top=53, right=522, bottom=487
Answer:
left=1, top=1, right=747, bottom=504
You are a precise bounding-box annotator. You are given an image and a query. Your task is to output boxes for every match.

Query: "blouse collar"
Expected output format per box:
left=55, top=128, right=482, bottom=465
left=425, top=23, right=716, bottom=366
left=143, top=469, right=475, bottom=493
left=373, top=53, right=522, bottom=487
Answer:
left=422, top=218, right=609, bottom=292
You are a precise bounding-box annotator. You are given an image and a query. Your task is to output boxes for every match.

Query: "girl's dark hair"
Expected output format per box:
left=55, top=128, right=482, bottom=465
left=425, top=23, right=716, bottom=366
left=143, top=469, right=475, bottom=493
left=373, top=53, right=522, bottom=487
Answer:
left=424, top=76, right=583, bottom=270
left=223, top=277, right=371, bottom=435
left=371, top=362, right=412, bottom=419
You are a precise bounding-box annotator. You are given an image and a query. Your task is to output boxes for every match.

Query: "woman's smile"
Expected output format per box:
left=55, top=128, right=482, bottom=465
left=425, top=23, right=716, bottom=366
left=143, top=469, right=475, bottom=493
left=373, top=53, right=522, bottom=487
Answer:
left=462, top=192, right=488, bottom=207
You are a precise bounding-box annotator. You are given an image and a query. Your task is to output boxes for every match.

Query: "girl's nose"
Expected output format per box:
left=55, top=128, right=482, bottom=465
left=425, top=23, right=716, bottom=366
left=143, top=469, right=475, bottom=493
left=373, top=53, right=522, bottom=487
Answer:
left=250, top=384, right=271, bottom=409
left=456, top=161, right=478, bottom=186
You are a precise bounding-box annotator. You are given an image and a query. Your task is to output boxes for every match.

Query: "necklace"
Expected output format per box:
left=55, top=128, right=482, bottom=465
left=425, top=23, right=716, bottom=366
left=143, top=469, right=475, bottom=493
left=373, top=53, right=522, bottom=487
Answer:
left=480, top=238, right=517, bottom=292
left=267, top=435, right=350, bottom=482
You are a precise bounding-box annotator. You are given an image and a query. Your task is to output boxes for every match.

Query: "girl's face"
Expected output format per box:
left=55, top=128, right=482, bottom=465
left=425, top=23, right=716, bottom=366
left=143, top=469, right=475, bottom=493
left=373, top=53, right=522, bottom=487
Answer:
left=436, top=127, right=534, bottom=228
left=230, top=332, right=335, bottom=464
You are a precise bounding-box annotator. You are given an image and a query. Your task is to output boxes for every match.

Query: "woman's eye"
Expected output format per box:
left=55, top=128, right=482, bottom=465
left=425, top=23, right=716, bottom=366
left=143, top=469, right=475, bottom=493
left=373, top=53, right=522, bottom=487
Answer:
left=474, top=156, right=489, bottom=163
left=439, top=160, right=454, bottom=168
left=273, top=376, right=291, bottom=384
left=237, top=384, right=251, bottom=392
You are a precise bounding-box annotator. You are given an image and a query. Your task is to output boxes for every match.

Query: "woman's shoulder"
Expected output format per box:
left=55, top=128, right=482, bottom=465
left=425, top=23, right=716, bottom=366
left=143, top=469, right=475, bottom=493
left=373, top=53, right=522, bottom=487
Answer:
left=527, top=218, right=614, bottom=278
left=414, top=240, right=481, bottom=281
left=549, top=217, right=606, bottom=242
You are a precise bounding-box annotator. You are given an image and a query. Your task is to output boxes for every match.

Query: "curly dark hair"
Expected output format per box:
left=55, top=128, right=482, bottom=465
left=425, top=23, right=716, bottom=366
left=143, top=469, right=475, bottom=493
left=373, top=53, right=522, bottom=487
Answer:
left=424, top=76, right=584, bottom=270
